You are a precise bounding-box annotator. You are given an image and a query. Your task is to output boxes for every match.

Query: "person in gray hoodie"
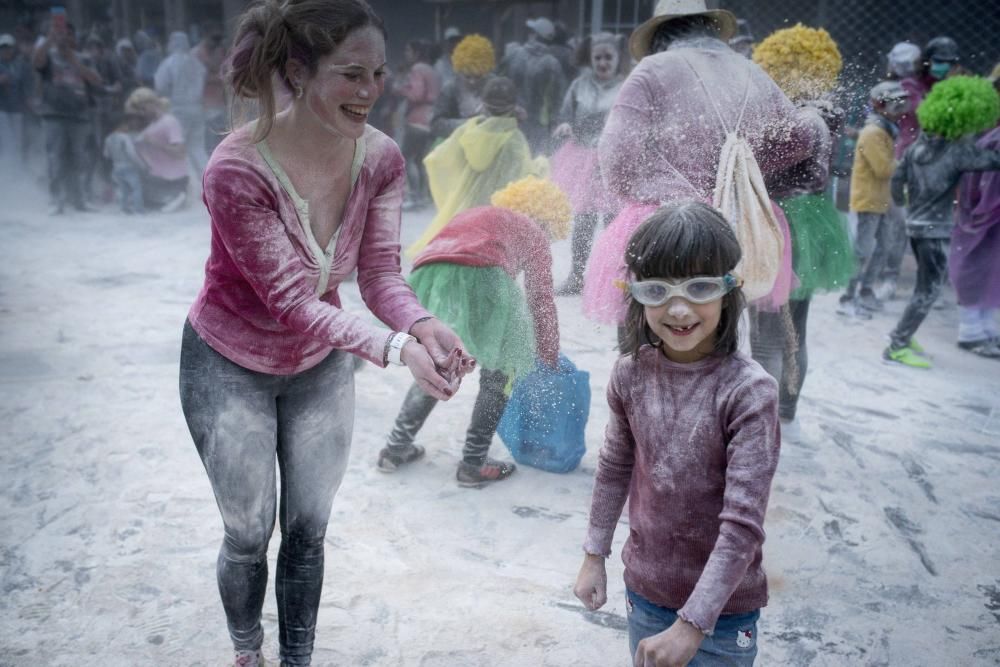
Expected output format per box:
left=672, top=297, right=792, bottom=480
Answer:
left=154, top=31, right=206, bottom=174
left=886, top=127, right=1000, bottom=366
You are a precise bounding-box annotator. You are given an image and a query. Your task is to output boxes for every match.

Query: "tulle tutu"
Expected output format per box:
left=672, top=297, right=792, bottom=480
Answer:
left=751, top=201, right=798, bottom=312
left=582, top=203, right=658, bottom=325
left=550, top=140, right=615, bottom=215
left=409, top=264, right=535, bottom=381
left=778, top=193, right=855, bottom=300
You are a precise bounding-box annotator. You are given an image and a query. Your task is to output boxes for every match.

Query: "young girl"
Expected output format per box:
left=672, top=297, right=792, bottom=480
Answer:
left=380, top=176, right=570, bottom=486
left=574, top=202, right=781, bottom=666
left=102, top=113, right=147, bottom=214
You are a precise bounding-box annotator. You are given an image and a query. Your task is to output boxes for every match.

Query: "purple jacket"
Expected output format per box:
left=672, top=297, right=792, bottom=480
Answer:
left=585, top=347, right=780, bottom=634
left=598, top=38, right=826, bottom=205
left=189, top=124, right=431, bottom=374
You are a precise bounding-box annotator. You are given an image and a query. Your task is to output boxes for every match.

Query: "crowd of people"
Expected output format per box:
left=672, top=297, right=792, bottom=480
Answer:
left=0, top=17, right=226, bottom=213
left=5, top=0, right=999, bottom=665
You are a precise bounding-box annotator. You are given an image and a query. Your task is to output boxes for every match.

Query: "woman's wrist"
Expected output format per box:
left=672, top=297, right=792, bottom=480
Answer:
left=386, top=332, right=416, bottom=366
left=408, top=316, right=435, bottom=336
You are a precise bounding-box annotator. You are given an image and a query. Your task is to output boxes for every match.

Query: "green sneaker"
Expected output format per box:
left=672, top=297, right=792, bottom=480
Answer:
left=908, top=338, right=926, bottom=355
left=883, top=346, right=932, bottom=368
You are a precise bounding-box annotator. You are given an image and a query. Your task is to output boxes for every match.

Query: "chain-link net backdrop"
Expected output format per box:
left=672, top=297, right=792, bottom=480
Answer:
left=588, top=0, right=1000, bottom=83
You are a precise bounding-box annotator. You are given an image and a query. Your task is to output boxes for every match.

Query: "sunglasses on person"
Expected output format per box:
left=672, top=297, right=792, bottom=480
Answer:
left=625, top=274, right=742, bottom=306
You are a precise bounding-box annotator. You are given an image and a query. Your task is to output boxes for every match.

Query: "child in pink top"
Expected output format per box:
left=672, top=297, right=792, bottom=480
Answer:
left=575, top=202, right=780, bottom=666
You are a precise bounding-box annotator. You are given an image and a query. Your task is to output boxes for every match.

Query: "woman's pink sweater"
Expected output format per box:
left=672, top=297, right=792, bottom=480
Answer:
left=188, top=124, right=431, bottom=374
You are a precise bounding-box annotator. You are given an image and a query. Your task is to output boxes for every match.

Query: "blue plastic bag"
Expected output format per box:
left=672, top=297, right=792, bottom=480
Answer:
left=497, top=354, right=590, bottom=473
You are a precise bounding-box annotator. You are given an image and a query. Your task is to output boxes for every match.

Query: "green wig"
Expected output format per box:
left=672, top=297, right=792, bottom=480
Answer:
left=916, top=75, right=1000, bottom=140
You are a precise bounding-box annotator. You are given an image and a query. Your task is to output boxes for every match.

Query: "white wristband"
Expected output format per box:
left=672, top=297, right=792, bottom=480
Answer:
left=387, top=332, right=416, bottom=366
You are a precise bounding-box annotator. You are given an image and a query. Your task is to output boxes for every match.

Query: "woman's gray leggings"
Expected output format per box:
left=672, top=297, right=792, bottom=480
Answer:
left=179, top=321, right=355, bottom=666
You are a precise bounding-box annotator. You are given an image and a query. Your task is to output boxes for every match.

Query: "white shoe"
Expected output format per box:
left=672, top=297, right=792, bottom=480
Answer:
left=233, top=649, right=267, bottom=667
left=161, top=191, right=187, bottom=213
left=874, top=279, right=897, bottom=301
left=780, top=417, right=801, bottom=442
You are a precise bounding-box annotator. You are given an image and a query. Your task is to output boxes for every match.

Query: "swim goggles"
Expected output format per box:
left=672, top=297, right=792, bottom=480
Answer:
left=623, top=274, right=742, bottom=306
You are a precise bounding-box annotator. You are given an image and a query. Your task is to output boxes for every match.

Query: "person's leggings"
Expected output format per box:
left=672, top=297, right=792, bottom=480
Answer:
left=566, top=212, right=613, bottom=284
left=750, top=300, right=811, bottom=421
left=844, top=211, right=890, bottom=298
left=179, top=321, right=355, bottom=666
left=889, top=238, right=949, bottom=349
left=386, top=367, right=509, bottom=463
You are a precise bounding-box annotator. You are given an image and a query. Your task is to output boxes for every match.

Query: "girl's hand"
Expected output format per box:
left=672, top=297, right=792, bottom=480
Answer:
left=409, top=318, right=476, bottom=380
left=573, top=554, right=608, bottom=611
left=400, top=340, right=458, bottom=401
left=633, top=619, right=704, bottom=667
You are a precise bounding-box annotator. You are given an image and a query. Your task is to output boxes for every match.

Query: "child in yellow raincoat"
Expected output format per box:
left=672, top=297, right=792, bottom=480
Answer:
left=407, top=76, right=547, bottom=256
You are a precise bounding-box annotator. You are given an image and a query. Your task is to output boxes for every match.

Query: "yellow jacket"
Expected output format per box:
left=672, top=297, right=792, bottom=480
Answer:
left=849, top=122, right=896, bottom=213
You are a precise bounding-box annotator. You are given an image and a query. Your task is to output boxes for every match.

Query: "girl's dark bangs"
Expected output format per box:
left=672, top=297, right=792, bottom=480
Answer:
left=628, top=210, right=734, bottom=281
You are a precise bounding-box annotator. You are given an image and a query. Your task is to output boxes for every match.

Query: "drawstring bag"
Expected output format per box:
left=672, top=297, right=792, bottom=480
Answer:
left=685, top=57, right=785, bottom=302
left=497, top=354, right=590, bottom=473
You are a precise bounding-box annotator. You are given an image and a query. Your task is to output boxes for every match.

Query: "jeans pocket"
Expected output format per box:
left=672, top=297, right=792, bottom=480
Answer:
left=703, top=611, right=759, bottom=666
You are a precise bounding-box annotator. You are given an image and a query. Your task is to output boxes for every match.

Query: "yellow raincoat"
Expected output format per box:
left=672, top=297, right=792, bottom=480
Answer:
left=406, top=115, right=547, bottom=256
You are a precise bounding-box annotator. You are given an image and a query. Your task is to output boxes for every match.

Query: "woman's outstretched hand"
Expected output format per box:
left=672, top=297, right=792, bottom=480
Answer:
left=573, top=554, right=608, bottom=611
left=400, top=341, right=459, bottom=401
left=409, top=318, right=476, bottom=383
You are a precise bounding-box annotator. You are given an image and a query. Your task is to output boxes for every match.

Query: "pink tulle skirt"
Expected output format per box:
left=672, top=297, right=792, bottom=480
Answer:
left=550, top=140, right=615, bottom=215
left=752, top=202, right=798, bottom=312
left=582, top=201, right=799, bottom=325
left=582, top=203, right=659, bottom=325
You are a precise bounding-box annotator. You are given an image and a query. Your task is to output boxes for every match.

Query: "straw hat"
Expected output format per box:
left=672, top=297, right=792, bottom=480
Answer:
left=629, top=0, right=737, bottom=60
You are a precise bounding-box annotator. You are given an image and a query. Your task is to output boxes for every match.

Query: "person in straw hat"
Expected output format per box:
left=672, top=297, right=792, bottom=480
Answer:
left=582, top=0, right=828, bottom=330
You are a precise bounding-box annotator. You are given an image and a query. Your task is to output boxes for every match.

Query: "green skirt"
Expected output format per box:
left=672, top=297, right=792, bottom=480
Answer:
left=779, top=193, right=856, bottom=300
left=409, top=264, right=535, bottom=382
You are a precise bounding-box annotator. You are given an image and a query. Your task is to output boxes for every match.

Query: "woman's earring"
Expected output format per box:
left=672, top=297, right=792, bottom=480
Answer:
left=295, top=83, right=304, bottom=99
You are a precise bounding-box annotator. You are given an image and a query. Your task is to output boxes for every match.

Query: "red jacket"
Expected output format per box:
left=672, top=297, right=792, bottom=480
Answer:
left=412, top=206, right=559, bottom=366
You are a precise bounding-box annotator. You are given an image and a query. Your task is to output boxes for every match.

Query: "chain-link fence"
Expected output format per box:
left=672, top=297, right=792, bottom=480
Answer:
left=586, top=0, right=999, bottom=79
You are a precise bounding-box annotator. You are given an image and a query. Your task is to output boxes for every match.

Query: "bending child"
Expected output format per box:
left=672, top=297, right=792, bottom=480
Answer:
left=575, top=202, right=780, bottom=666
left=407, top=76, right=546, bottom=256
left=381, top=177, right=570, bottom=486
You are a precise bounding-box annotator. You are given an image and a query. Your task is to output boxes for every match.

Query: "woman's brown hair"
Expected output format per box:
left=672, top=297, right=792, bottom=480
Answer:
left=226, top=0, right=386, bottom=142
left=619, top=202, right=745, bottom=359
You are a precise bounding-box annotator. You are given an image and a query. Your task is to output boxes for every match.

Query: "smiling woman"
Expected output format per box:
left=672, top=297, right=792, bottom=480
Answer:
left=178, top=2, right=475, bottom=666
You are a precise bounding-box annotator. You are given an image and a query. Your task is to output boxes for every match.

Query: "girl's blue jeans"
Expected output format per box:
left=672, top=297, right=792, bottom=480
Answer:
left=626, top=589, right=760, bottom=666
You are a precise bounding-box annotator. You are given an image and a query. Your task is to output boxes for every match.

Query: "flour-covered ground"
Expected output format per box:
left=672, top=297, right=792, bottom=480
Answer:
left=1, top=185, right=999, bottom=667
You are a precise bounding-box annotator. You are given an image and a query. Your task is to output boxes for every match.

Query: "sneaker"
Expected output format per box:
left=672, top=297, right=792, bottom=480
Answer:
left=779, top=416, right=801, bottom=442
left=555, top=276, right=583, bottom=296
left=836, top=297, right=871, bottom=320
left=377, top=444, right=426, bottom=472
left=883, top=346, right=932, bottom=369
left=161, top=191, right=187, bottom=213
left=857, top=291, right=884, bottom=312
left=908, top=338, right=926, bottom=355
left=233, top=649, right=267, bottom=667
left=874, top=279, right=897, bottom=301
left=957, top=339, right=1000, bottom=359
left=456, top=457, right=516, bottom=487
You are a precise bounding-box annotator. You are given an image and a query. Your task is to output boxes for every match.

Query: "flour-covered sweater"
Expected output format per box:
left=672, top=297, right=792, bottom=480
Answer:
left=189, top=123, right=431, bottom=373
left=585, top=346, right=780, bottom=635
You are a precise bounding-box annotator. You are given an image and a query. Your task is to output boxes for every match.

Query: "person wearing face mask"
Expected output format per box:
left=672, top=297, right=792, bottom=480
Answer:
left=550, top=33, right=625, bottom=295
left=897, top=37, right=959, bottom=160
left=179, top=1, right=473, bottom=665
